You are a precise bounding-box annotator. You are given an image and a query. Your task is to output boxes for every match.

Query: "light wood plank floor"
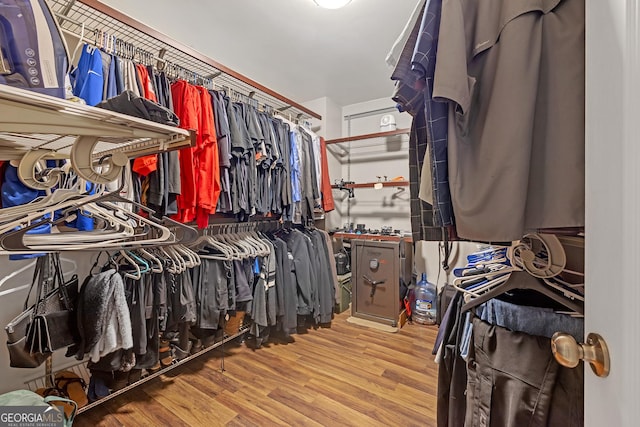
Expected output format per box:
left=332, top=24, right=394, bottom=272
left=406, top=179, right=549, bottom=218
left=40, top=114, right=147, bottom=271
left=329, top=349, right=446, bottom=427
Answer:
left=75, top=311, right=439, bottom=426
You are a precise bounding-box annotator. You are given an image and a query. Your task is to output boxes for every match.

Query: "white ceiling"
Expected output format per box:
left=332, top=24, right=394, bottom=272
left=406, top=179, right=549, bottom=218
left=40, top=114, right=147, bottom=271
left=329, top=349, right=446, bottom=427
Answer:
left=97, top=0, right=419, bottom=108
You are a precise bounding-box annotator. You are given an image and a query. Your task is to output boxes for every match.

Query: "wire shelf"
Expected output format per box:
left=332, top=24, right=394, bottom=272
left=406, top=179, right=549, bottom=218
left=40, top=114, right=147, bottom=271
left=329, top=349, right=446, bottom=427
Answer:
left=0, top=84, right=194, bottom=161
left=46, top=0, right=320, bottom=120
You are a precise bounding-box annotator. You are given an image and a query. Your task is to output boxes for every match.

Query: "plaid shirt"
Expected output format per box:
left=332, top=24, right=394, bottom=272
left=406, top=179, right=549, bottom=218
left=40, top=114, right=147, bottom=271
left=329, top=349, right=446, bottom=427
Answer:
left=391, top=0, right=454, bottom=240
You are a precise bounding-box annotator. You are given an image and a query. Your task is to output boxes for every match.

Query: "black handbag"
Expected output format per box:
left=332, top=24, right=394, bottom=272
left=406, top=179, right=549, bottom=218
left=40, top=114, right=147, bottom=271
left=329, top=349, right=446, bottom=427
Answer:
left=26, top=254, right=78, bottom=354
left=5, top=254, right=78, bottom=368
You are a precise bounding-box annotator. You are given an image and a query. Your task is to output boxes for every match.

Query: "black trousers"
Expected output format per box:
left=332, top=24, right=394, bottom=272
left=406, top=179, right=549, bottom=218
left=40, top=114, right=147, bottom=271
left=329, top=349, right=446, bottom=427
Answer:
left=466, top=318, right=583, bottom=427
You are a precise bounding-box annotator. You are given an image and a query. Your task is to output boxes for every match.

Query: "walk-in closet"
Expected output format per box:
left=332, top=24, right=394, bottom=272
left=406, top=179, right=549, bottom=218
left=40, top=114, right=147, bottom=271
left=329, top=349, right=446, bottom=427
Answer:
left=0, top=0, right=637, bottom=426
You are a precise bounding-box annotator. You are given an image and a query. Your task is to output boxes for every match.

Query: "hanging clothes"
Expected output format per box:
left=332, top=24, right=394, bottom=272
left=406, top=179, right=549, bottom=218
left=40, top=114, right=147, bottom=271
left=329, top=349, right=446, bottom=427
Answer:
left=210, top=90, right=233, bottom=213
left=71, top=44, right=104, bottom=106
left=194, top=86, right=220, bottom=228
left=319, top=137, right=335, bottom=212
left=122, top=59, right=142, bottom=96
left=431, top=0, right=584, bottom=241
left=171, top=80, right=200, bottom=223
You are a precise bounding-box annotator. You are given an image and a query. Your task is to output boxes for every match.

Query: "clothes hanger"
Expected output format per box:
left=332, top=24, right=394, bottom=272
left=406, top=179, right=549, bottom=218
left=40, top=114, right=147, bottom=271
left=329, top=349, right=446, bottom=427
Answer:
left=161, top=246, right=183, bottom=273
left=0, top=175, right=128, bottom=236
left=222, top=229, right=252, bottom=258
left=511, top=233, right=567, bottom=279
left=137, top=248, right=163, bottom=273
left=196, top=231, right=234, bottom=261
left=452, top=269, right=514, bottom=298
left=249, top=229, right=271, bottom=256
left=209, top=227, right=241, bottom=260
left=113, top=250, right=142, bottom=280
left=461, top=270, right=584, bottom=315
left=237, top=228, right=262, bottom=256
left=0, top=198, right=173, bottom=252
left=156, top=246, right=180, bottom=274
left=191, top=230, right=235, bottom=260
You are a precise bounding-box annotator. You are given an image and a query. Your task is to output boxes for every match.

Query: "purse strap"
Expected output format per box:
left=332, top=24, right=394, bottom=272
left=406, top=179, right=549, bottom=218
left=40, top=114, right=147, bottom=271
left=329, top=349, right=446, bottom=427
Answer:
left=23, top=256, right=45, bottom=311
left=43, top=395, right=77, bottom=427
left=52, top=253, right=73, bottom=311
left=35, top=255, right=53, bottom=315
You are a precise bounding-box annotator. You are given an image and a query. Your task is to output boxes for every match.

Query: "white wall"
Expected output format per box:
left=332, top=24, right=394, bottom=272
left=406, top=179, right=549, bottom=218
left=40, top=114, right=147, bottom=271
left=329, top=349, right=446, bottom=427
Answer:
left=415, top=240, right=486, bottom=290
left=338, top=97, right=412, bottom=232
left=309, top=95, right=479, bottom=289
left=0, top=253, right=95, bottom=394
left=302, top=97, right=343, bottom=230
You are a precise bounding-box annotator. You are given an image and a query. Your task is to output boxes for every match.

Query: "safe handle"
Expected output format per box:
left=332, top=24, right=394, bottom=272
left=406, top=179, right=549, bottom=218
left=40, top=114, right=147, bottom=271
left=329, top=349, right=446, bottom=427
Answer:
left=362, top=275, right=386, bottom=297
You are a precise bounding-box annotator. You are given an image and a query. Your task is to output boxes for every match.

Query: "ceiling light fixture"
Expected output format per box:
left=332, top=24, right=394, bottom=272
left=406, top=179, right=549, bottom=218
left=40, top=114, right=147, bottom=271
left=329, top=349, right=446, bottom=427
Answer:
left=313, top=0, right=352, bottom=9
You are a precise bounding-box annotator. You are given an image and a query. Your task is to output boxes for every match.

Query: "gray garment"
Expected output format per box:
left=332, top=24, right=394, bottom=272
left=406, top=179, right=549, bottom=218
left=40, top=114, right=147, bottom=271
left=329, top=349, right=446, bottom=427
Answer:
left=270, top=119, right=292, bottom=219
left=100, top=51, right=111, bottom=101
left=278, top=120, right=292, bottom=204
left=434, top=0, right=585, bottom=241
left=124, top=277, right=147, bottom=356
left=301, top=231, right=321, bottom=323
left=249, top=275, right=268, bottom=337
left=262, top=239, right=278, bottom=326
left=229, top=102, right=254, bottom=216
left=153, top=271, right=167, bottom=331
left=386, top=0, right=427, bottom=68
left=225, top=261, right=236, bottom=312
left=192, top=258, right=229, bottom=330
left=266, top=285, right=277, bottom=326
left=271, top=237, right=286, bottom=318
left=74, top=269, right=133, bottom=362
left=318, top=229, right=340, bottom=304
left=234, top=259, right=254, bottom=303
left=302, top=128, right=321, bottom=202
left=96, top=90, right=179, bottom=126
left=299, top=130, right=316, bottom=222
left=113, top=56, right=125, bottom=94
left=211, top=91, right=231, bottom=167
left=246, top=106, right=266, bottom=161
left=122, top=60, right=141, bottom=96
left=282, top=231, right=313, bottom=316
left=273, top=237, right=297, bottom=332
left=166, top=151, right=180, bottom=215
left=311, top=230, right=335, bottom=323
left=262, top=239, right=277, bottom=289
left=164, top=270, right=196, bottom=333
left=160, top=152, right=169, bottom=215
left=148, top=152, right=164, bottom=207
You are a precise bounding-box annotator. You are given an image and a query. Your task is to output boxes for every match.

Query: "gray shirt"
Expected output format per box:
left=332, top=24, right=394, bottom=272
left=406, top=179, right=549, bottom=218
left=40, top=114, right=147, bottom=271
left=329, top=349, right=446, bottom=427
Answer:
left=433, top=0, right=585, bottom=241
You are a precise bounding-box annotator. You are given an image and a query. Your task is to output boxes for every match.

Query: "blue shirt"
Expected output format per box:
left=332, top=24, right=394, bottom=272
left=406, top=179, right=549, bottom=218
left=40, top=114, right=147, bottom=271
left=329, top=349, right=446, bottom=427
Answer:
left=290, top=130, right=301, bottom=204
left=1, top=165, right=50, bottom=260
left=71, top=44, right=104, bottom=106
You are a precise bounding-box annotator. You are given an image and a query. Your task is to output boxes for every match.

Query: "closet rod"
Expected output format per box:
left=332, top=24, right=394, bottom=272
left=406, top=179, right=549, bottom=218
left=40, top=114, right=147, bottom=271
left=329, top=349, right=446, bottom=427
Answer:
left=73, top=0, right=322, bottom=120
left=325, top=128, right=410, bottom=144
left=75, top=326, right=249, bottom=414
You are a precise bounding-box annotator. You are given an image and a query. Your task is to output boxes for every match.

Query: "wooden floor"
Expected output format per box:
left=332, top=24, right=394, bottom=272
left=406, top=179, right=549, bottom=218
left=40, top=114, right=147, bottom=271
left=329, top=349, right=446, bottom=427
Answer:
left=76, top=311, right=439, bottom=427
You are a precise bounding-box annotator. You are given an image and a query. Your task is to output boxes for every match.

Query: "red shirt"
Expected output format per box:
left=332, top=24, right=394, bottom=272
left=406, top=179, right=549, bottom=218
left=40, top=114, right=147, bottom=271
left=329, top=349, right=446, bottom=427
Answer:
left=320, top=137, right=335, bottom=212
left=171, top=80, right=200, bottom=223
left=194, top=87, right=221, bottom=228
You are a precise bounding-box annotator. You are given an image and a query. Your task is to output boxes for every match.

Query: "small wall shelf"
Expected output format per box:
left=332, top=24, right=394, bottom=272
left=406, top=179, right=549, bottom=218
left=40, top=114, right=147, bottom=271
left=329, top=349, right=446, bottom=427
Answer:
left=331, top=232, right=413, bottom=243
left=325, top=128, right=410, bottom=145
left=331, top=181, right=409, bottom=189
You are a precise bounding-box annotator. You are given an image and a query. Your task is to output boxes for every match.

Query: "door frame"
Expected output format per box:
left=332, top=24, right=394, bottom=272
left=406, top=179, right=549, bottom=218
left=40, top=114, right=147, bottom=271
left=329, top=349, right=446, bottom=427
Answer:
left=585, top=0, right=640, bottom=425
